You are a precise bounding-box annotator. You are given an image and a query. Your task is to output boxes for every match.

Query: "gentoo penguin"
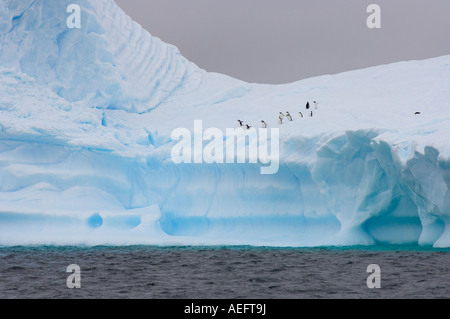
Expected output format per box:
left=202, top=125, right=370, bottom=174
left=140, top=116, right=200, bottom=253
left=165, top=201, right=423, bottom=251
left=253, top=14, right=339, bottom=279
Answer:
left=246, top=124, right=252, bottom=130
left=415, top=112, right=421, bottom=115
left=237, top=120, right=244, bottom=127
left=299, top=112, right=303, bottom=118
left=310, top=111, right=313, bottom=117
left=261, top=120, right=268, bottom=128
left=306, top=102, right=310, bottom=110
left=314, top=101, right=318, bottom=109
left=286, top=112, right=292, bottom=121
left=278, top=114, right=283, bottom=124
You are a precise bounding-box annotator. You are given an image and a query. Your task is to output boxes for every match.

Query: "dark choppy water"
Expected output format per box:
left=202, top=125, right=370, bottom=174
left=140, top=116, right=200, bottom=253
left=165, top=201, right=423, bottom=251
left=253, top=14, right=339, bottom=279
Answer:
left=1, top=245, right=450, bottom=299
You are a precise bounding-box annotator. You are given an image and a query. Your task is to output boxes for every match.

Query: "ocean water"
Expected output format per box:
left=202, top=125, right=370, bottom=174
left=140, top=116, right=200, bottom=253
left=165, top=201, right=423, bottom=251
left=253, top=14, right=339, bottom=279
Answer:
left=1, top=245, right=450, bottom=299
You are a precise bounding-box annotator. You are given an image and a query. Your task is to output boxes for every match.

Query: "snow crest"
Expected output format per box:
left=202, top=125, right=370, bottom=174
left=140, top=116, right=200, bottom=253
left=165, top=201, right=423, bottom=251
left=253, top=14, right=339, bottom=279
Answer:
left=0, top=0, right=203, bottom=112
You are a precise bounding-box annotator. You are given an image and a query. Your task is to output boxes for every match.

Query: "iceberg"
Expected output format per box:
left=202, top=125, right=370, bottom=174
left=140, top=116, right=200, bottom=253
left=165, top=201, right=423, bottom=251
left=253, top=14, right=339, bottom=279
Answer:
left=0, top=0, right=449, bottom=247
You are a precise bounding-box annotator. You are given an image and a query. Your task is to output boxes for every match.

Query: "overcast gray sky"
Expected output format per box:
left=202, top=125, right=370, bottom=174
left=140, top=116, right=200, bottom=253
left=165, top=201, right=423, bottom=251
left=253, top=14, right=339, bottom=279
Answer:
left=115, top=0, right=450, bottom=84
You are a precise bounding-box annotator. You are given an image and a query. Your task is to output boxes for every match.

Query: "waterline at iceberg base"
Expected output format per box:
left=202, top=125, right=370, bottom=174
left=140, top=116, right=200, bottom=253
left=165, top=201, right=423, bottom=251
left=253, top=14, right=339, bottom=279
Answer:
left=0, top=0, right=449, bottom=247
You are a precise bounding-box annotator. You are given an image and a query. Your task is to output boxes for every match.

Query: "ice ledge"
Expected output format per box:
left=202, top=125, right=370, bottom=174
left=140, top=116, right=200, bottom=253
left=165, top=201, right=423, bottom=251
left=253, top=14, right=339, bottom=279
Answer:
left=0, top=128, right=449, bottom=247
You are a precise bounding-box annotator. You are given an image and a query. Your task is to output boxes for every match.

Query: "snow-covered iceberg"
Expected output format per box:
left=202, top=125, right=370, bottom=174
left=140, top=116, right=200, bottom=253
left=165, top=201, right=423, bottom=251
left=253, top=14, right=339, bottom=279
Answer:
left=1, top=0, right=449, bottom=247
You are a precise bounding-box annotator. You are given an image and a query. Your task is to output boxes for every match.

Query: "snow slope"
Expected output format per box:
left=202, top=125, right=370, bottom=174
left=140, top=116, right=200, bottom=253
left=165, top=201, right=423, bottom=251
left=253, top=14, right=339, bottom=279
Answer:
left=0, top=0, right=449, bottom=247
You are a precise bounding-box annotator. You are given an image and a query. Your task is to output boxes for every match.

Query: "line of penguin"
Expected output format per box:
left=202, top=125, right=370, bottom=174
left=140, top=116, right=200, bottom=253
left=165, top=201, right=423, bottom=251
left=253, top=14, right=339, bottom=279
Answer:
left=237, top=101, right=319, bottom=129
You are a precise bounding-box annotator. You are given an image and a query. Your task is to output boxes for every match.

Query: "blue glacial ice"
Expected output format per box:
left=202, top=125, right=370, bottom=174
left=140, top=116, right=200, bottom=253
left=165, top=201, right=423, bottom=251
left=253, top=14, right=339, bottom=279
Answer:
left=0, top=0, right=450, bottom=247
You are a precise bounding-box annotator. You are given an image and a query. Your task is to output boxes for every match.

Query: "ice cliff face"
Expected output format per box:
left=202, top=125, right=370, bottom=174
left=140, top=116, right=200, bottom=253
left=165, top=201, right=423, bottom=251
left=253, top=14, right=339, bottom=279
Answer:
left=0, top=0, right=450, bottom=247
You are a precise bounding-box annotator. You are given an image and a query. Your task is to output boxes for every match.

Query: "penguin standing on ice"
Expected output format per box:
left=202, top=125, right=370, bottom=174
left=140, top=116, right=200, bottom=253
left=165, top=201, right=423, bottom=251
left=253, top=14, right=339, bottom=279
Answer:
left=310, top=111, right=313, bottom=117
left=238, top=120, right=244, bottom=127
left=299, top=112, right=303, bottom=118
left=261, top=120, right=268, bottom=128
left=279, top=112, right=285, bottom=124
left=314, top=101, right=318, bottom=109
left=246, top=124, right=252, bottom=130
left=286, top=112, right=293, bottom=121
left=306, top=102, right=310, bottom=110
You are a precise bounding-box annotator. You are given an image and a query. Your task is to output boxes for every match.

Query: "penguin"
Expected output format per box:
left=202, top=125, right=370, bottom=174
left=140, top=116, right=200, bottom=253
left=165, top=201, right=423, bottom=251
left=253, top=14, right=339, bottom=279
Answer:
left=314, top=101, right=318, bottom=109
left=306, top=102, right=310, bottom=110
left=279, top=112, right=285, bottom=118
left=310, top=111, right=313, bottom=117
left=299, top=112, right=303, bottom=118
left=286, top=112, right=292, bottom=121
left=278, top=114, right=283, bottom=125
left=246, top=124, right=252, bottom=130
left=261, top=120, right=268, bottom=128
left=237, top=120, right=244, bottom=127
left=415, top=112, right=421, bottom=115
